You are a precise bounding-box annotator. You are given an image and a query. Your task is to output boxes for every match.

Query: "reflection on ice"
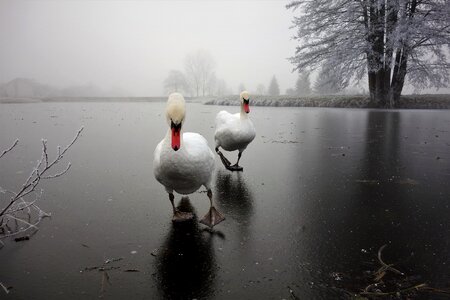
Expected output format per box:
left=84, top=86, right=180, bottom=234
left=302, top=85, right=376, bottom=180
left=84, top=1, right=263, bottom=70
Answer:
left=214, top=170, right=254, bottom=234
left=154, top=197, right=217, bottom=300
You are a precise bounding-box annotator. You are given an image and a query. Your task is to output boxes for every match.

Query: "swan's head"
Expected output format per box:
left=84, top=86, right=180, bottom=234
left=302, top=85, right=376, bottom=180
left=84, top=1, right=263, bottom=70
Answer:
left=166, top=93, right=186, bottom=151
left=240, top=91, right=250, bottom=114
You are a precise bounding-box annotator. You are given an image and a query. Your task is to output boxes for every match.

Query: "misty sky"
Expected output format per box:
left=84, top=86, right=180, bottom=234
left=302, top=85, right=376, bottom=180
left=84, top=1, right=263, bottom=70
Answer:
left=0, top=0, right=300, bottom=96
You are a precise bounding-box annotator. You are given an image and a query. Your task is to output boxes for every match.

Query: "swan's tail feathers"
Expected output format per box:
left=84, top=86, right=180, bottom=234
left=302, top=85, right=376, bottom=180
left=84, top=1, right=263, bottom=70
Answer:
left=200, top=207, right=225, bottom=228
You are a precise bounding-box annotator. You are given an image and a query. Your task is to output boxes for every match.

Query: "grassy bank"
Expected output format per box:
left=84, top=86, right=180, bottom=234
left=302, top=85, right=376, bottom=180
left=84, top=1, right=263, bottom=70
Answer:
left=203, top=94, right=450, bottom=109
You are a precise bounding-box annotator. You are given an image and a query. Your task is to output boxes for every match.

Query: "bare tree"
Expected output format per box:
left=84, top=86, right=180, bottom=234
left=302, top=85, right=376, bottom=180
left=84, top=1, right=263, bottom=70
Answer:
left=163, top=70, right=189, bottom=95
left=0, top=128, right=83, bottom=247
left=287, top=0, right=450, bottom=107
left=268, top=75, right=280, bottom=96
left=184, top=50, right=216, bottom=97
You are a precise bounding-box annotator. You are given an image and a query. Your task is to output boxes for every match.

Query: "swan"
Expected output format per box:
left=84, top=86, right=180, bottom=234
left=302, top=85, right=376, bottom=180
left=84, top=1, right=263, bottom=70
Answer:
left=214, top=91, right=256, bottom=171
left=153, top=93, right=225, bottom=228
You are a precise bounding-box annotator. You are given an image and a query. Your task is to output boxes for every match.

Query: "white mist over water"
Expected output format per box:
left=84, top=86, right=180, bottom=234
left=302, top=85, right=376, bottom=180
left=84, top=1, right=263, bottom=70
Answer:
left=0, top=0, right=298, bottom=96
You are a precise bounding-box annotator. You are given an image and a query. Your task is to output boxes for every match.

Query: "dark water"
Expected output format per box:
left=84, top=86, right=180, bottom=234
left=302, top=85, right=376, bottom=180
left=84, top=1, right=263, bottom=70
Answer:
left=0, top=102, right=449, bottom=299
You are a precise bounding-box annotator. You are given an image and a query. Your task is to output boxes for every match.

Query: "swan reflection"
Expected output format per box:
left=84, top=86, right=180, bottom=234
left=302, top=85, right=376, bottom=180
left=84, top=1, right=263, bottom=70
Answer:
left=154, top=197, right=217, bottom=300
left=214, top=170, right=254, bottom=232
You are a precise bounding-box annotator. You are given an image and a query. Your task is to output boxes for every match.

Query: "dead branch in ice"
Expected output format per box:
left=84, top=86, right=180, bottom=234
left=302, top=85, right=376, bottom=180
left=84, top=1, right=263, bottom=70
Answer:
left=0, top=127, right=84, bottom=248
left=357, top=244, right=450, bottom=298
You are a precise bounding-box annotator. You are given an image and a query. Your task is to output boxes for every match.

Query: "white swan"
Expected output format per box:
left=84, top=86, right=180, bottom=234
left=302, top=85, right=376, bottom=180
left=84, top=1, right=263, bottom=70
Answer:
left=214, top=91, right=256, bottom=171
left=153, top=93, right=225, bottom=227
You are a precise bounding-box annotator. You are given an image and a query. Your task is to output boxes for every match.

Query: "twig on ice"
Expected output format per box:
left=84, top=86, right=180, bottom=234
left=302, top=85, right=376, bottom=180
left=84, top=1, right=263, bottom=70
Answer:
left=0, top=282, right=10, bottom=294
left=374, top=244, right=404, bottom=281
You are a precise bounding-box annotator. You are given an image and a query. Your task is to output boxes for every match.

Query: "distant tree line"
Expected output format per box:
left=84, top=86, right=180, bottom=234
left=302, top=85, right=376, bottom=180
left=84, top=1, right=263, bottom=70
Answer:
left=164, top=49, right=360, bottom=98
left=164, top=51, right=289, bottom=98
left=0, top=78, right=129, bottom=98
left=163, top=50, right=233, bottom=97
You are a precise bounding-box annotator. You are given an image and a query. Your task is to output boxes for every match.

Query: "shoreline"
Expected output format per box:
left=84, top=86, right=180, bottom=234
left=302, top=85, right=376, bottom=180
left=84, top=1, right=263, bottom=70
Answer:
left=1, top=94, right=449, bottom=109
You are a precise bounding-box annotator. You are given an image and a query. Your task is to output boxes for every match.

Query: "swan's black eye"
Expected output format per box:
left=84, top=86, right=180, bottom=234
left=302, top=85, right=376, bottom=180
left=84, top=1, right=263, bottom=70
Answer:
left=243, top=99, right=249, bottom=104
left=170, top=120, right=182, bottom=130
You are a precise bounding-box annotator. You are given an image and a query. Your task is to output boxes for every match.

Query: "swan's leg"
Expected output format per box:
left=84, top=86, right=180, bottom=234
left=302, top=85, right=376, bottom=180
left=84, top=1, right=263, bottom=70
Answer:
left=200, top=189, right=225, bottom=228
left=228, top=151, right=244, bottom=171
left=234, top=151, right=243, bottom=166
left=169, top=192, right=193, bottom=222
left=215, top=146, right=232, bottom=168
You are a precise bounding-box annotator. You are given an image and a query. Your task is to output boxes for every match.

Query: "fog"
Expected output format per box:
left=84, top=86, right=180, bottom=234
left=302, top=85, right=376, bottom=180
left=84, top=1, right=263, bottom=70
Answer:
left=0, top=0, right=298, bottom=96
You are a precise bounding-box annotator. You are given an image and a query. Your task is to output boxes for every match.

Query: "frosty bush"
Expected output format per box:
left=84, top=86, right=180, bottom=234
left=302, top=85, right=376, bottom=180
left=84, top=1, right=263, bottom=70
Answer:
left=0, top=127, right=83, bottom=247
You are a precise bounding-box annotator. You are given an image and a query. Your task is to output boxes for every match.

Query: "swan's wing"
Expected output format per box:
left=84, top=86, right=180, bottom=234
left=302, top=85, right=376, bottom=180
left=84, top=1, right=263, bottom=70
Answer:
left=214, top=111, right=241, bottom=145
left=153, top=139, right=164, bottom=180
left=153, top=140, right=164, bottom=170
left=215, top=111, right=240, bottom=134
left=215, top=110, right=234, bottom=128
left=183, top=132, right=214, bottom=160
left=183, top=132, right=215, bottom=186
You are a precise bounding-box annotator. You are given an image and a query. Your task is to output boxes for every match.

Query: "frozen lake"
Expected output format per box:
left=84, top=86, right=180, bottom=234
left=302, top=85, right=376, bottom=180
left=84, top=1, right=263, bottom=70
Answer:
left=0, top=102, right=449, bottom=299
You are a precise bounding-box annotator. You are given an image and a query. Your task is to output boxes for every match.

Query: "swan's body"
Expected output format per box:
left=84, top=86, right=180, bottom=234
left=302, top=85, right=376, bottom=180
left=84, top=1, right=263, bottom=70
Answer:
left=153, top=93, right=224, bottom=227
left=214, top=91, right=256, bottom=171
left=154, top=132, right=214, bottom=194
left=215, top=111, right=256, bottom=152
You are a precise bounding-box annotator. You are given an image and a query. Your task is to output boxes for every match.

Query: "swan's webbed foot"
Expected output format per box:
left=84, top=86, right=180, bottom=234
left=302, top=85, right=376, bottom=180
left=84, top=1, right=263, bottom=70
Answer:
left=216, top=147, right=232, bottom=168
left=219, top=154, right=232, bottom=168
left=199, top=206, right=225, bottom=228
left=172, top=210, right=194, bottom=223
left=226, top=164, right=243, bottom=172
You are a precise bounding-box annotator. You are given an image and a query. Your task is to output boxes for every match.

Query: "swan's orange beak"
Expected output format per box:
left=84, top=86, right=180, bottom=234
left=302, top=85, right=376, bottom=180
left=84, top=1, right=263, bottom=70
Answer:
left=244, top=102, right=250, bottom=113
left=171, top=127, right=181, bottom=151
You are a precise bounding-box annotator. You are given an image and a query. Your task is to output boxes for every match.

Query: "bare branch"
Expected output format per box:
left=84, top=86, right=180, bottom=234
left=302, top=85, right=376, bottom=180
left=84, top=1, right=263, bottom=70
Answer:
left=0, top=139, right=19, bottom=159
left=41, top=163, right=71, bottom=179
left=42, top=139, right=48, bottom=168
left=0, top=127, right=84, bottom=246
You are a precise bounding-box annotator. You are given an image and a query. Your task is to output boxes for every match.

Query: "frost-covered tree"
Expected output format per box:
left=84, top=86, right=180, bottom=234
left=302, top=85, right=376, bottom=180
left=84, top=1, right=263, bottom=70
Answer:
left=287, top=0, right=450, bottom=107
left=163, top=70, right=189, bottom=95
left=268, top=75, right=280, bottom=96
left=184, top=50, right=216, bottom=97
left=295, top=73, right=312, bottom=96
left=313, top=66, right=345, bottom=94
